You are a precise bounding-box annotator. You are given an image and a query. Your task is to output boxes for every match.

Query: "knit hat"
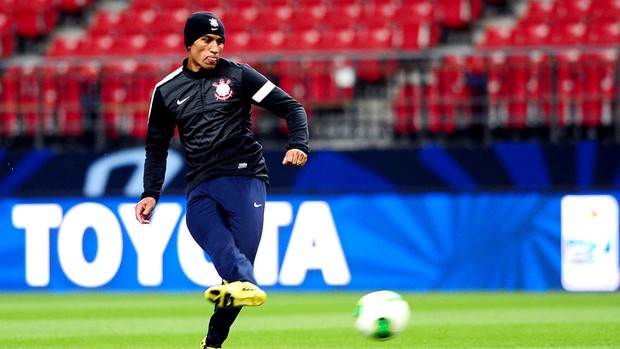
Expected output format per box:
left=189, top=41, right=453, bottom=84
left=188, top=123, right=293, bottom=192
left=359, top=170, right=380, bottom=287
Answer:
left=183, top=12, right=226, bottom=47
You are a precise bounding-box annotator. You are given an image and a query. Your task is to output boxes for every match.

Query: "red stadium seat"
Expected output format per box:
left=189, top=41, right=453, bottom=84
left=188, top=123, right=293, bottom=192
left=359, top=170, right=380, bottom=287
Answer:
left=111, top=34, right=148, bottom=56
left=484, top=50, right=553, bottom=130
left=223, top=30, right=252, bottom=53
left=505, top=55, right=530, bottom=129
left=549, top=21, right=587, bottom=46
left=355, top=26, right=399, bottom=81
left=332, top=57, right=355, bottom=99
left=322, top=26, right=357, bottom=51
left=519, top=0, right=557, bottom=22
left=46, top=36, right=82, bottom=57
left=364, top=2, right=399, bottom=26
left=359, top=26, right=397, bottom=51
left=128, top=62, right=161, bottom=139
left=288, top=5, right=329, bottom=31
left=465, top=55, right=488, bottom=125
left=327, top=3, right=365, bottom=24
left=257, top=4, right=295, bottom=31
left=392, top=1, right=436, bottom=25
left=554, top=0, right=594, bottom=21
left=581, top=50, right=617, bottom=127
left=511, top=20, right=551, bottom=46
left=0, top=11, right=12, bottom=33
left=204, top=5, right=228, bottom=22
left=586, top=20, right=620, bottom=45
left=143, top=9, right=190, bottom=35
left=80, top=34, right=116, bottom=56
left=119, top=10, right=158, bottom=35
left=67, top=63, right=100, bottom=137
left=393, top=70, right=423, bottom=135
left=422, top=65, right=442, bottom=134
left=498, top=53, right=553, bottom=130
left=267, top=63, right=308, bottom=136
left=0, top=32, right=15, bottom=58
left=237, top=6, right=261, bottom=30
left=253, top=30, right=288, bottom=52
left=14, top=0, right=58, bottom=38
left=437, top=0, right=483, bottom=29
left=287, top=28, right=322, bottom=52
left=100, top=60, right=136, bottom=138
left=304, top=59, right=336, bottom=105
left=115, top=8, right=189, bottom=36
left=555, top=50, right=584, bottom=127
left=16, top=65, right=41, bottom=136
left=40, top=66, right=59, bottom=135
left=486, top=52, right=509, bottom=129
left=147, top=33, right=185, bottom=56
left=590, top=0, right=620, bottom=20
left=477, top=24, right=515, bottom=48
left=42, top=63, right=95, bottom=137
left=524, top=51, right=553, bottom=127
left=399, top=22, right=441, bottom=50
left=0, top=0, right=17, bottom=12
left=358, top=59, right=398, bottom=85
left=436, top=54, right=472, bottom=133
left=275, top=60, right=306, bottom=101
left=0, top=65, right=19, bottom=137
left=301, top=59, right=352, bottom=106
left=0, top=12, right=15, bottom=57
left=87, top=10, right=123, bottom=36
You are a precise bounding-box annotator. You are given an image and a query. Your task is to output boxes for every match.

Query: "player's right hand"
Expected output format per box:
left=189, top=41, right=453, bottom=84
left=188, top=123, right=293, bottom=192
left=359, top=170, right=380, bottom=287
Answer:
left=135, top=197, right=157, bottom=224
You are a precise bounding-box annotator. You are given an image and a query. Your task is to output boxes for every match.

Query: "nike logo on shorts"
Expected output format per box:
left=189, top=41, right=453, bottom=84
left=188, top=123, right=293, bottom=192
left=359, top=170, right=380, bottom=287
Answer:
left=253, top=202, right=263, bottom=208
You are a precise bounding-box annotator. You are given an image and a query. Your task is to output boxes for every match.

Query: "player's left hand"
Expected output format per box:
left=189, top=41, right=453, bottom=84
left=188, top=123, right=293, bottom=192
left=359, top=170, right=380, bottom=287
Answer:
left=282, top=149, right=308, bottom=167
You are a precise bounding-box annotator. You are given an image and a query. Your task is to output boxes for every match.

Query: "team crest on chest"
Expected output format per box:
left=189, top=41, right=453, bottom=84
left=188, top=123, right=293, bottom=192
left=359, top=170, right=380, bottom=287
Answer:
left=213, top=78, right=233, bottom=101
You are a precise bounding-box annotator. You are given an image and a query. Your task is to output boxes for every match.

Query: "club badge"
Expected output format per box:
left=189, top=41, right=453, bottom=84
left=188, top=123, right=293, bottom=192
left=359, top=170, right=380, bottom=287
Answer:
left=213, top=78, right=233, bottom=101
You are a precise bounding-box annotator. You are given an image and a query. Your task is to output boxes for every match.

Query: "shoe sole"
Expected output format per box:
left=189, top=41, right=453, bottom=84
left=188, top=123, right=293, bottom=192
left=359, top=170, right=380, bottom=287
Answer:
left=204, top=283, right=267, bottom=308
left=229, top=289, right=267, bottom=307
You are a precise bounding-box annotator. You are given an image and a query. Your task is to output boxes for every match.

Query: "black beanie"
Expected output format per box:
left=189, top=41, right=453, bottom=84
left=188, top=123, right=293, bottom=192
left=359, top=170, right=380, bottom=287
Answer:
left=183, top=12, right=226, bottom=47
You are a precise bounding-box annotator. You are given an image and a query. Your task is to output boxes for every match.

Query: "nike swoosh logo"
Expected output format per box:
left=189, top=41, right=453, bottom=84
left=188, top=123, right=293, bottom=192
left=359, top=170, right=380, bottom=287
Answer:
left=253, top=202, right=263, bottom=208
left=176, top=96, right=191, bottom=105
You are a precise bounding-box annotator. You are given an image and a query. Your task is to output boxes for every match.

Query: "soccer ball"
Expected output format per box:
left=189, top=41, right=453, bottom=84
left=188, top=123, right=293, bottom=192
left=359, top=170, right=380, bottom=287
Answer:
left=354, top=290, right=410, bottom=340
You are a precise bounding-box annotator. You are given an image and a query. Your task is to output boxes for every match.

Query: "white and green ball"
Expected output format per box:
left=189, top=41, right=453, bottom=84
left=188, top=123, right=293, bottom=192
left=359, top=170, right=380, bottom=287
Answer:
left=354, top=290, right=410, bottom=340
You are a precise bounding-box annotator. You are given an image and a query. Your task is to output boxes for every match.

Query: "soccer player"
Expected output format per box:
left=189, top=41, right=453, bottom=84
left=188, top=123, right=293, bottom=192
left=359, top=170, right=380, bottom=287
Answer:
left=134, top=12, right=309, bottom=349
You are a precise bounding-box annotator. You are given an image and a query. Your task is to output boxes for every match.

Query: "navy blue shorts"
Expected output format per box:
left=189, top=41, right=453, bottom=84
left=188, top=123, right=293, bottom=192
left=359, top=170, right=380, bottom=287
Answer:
left=185, top=176, right=266, bottom=284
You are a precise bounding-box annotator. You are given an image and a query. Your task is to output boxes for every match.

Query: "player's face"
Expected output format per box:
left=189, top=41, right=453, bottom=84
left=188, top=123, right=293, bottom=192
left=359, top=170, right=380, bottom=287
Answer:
left=187, top=34, right=224, bottom=72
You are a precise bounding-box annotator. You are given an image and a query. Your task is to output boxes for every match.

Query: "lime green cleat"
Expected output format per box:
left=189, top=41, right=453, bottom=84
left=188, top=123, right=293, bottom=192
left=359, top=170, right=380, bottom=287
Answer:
left=204, top=281, right=267, bottom=308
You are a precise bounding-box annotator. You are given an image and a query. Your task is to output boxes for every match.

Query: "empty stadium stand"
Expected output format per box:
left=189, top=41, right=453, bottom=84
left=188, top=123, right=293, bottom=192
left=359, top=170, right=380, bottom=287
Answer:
left=1, top=0, right=619, bottom=149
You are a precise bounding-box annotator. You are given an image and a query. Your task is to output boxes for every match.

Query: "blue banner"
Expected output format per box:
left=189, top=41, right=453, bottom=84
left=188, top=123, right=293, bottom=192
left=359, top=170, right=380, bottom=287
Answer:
left=3, top=141, right=620, bottom=197
left=3, top=192, right=613, bottom=292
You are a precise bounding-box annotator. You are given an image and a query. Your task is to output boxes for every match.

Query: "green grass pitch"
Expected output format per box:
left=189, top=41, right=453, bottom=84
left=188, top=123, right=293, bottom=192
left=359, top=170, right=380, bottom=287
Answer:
left=0, top=291, right=618, bottom=348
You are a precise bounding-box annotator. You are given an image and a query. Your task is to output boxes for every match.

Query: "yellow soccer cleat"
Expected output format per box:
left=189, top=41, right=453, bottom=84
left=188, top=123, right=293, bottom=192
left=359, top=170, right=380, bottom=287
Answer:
left=204, top=281, right=267, bottom=308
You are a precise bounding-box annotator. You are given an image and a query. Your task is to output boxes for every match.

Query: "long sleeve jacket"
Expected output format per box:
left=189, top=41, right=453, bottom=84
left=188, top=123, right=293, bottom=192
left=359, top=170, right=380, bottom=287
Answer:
left=141, top=58, right=309, bottom=202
